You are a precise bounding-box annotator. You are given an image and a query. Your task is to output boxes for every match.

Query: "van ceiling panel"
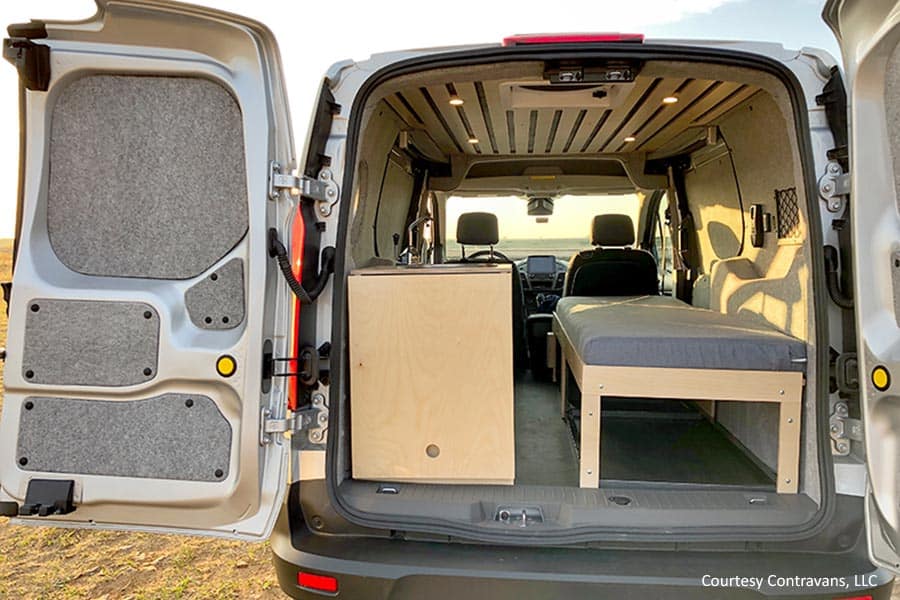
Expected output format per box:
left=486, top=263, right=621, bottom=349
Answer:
left=389, top=75, right=760, bottom=159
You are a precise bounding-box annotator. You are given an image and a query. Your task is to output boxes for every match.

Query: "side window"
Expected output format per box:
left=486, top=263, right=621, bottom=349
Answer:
left=653, top=194, right=675, bottom=295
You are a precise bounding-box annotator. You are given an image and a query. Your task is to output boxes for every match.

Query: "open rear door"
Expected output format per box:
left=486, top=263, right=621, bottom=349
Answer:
left=0, top=0, right=297, bottom=539
left=825, top=0, right=900, bottom=573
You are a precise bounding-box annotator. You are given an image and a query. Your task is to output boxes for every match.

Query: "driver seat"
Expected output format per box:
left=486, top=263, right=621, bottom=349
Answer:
left=454, top=212, right=527, bottom=372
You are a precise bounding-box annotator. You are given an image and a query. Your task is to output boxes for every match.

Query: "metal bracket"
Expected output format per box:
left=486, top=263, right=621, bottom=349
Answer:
left=260, top=394, right=328, bottom=447
left=260, top=407, right=297, bottom=446
left=495, top=505, right=544, bottom=527
left=818, top=160, right=850, bottom=213
left=305, top=392, right=329, bottom=446
left=268, top=162, right=339, bottom=218
left=314, top=168, right=339, bottom=218
left=830, top=401, right=863, bottom=456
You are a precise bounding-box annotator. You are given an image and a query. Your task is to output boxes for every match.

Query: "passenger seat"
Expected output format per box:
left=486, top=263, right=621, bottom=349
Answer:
left=564, top=214, right=659, bottom=296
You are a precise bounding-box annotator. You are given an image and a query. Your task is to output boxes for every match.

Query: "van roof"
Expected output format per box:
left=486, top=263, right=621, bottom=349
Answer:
left=334, top=38, right=834, bottom=82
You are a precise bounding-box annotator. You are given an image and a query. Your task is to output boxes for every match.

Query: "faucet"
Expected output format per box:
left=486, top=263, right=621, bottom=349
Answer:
left=406, top=215, right=433, bottom=265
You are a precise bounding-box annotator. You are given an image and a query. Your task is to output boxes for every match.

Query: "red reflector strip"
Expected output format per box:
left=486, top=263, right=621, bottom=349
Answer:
left=503, top=33, right=644, bottom=46
left=837, top=596, right=872, bottom=600
left=298, top=571, right=338, bottom=594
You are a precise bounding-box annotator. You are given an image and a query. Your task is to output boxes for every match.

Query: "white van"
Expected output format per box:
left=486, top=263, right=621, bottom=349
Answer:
left=1, top=1, right=899, bottom=598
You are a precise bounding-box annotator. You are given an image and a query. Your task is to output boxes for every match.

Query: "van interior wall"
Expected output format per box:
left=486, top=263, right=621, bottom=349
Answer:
left=682, top=89, right=820, bottom=502
left=347, top=102, right=414, bottom=269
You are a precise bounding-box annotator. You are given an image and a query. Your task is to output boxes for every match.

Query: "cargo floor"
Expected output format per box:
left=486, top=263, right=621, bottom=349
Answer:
left=514, top=378, right=775, bottom=489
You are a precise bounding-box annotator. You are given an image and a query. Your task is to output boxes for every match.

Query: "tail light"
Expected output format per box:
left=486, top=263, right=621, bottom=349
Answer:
left=287, top=208, right=305, bottom=411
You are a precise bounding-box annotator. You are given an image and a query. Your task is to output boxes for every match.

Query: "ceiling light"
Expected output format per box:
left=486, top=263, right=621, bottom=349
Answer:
left=623, top=136, right=636, bottom=143
left=662, top=96, right=679, bottom=104
left=449, top=96, right=464, bottom=106
left=468, top=137, right=479, bottom=144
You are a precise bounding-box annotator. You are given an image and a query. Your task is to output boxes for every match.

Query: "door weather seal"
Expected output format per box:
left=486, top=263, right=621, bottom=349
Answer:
left=268, top=228, right=335, bottom=304
left=3, top=38, right=50, bottom=91
left=824, top=245, right=853, bottom=309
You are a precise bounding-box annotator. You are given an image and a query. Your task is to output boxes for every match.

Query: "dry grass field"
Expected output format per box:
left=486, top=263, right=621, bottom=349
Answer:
left=0, top=239, right=285, bottom=599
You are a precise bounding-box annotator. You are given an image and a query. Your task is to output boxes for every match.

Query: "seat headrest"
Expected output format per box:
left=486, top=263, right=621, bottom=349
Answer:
left=592, top=214, right=635, bottom=246
left=457, top=212, right=499, bottom=246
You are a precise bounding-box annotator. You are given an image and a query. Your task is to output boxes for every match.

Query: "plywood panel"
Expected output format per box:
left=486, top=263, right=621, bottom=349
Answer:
left=349, top=265, right=515, bottom=483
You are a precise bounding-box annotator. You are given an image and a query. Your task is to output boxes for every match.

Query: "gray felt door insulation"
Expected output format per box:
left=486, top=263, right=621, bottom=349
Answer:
left=47, top=74, right=249, bottom=280
left=184, top=258, right=245, bottom=329
left=17, top=395, right=231, bottom=482
left=22, top=299, right=159, bottom=387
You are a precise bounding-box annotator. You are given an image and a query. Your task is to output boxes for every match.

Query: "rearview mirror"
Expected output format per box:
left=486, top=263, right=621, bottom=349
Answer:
left=527, top=197, right=554, bottom=216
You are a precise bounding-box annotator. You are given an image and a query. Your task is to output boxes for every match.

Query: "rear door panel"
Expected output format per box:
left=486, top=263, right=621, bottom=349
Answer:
left=825, top=0, right=900, bottom=572
left=0, top=0, right=295, bottom=540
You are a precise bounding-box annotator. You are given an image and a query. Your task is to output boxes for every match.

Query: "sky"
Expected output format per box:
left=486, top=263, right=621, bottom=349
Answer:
left=0, top=0, right=841, bottom=239
left=446, top=194, right=642, bottom=242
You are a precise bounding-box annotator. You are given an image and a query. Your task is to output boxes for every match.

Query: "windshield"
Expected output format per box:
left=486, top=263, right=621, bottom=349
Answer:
left=444, top=194, right=642, bottom=261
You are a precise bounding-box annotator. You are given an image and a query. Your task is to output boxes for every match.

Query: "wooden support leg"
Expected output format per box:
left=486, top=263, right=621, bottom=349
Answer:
left=547, top=332, right=557, bottom=382
left=580, top=391, right=601, bottom=488
left=776, top=400, right=802, bottom=494
left=560, top=353, right=568, bottom=418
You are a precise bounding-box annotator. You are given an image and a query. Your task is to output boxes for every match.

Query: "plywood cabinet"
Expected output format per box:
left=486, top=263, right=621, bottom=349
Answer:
left=348, top=264, right=515, bottom=484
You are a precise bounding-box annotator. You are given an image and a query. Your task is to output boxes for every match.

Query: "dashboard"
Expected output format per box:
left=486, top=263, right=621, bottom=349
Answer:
left=514, top=255, right=568, bottom=314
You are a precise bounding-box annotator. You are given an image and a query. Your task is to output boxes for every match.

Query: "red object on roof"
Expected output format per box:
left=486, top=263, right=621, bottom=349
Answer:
left=502, top=33, right=645, bottom=46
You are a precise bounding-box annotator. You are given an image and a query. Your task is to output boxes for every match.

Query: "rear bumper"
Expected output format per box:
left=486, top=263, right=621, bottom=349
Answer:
left=270, top=505, right=894, bottom=600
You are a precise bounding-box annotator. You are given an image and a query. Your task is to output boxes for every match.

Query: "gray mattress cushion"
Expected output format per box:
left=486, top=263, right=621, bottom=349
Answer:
left=555, top=295, right=806, bottom=372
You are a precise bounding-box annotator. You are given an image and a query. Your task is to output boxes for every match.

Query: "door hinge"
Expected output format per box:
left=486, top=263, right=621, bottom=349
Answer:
left=268, top=161, right=339, bottom=215
left=302, top=391, right=329, bottom=447
left=818, top=160, right=850, bottom=213
left=260, top=400, right=328, bottom=447
left=260, top=408, right=298, bottom=446
left=830, top=400, right=863, bottom=456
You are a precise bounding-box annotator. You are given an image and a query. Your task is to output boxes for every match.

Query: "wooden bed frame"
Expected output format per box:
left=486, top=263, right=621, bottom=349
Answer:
left=549, top=314, right=805, bottom=494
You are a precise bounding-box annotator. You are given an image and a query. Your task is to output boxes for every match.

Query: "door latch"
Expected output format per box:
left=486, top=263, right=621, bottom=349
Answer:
left=495, top=505, right=544, bottom=527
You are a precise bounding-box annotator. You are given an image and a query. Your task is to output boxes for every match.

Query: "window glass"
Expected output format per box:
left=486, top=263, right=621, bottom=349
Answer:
left=444, top=194, right=641, bottom=261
